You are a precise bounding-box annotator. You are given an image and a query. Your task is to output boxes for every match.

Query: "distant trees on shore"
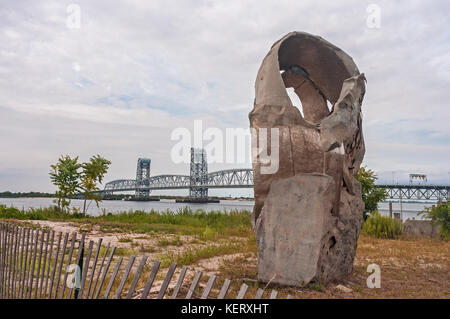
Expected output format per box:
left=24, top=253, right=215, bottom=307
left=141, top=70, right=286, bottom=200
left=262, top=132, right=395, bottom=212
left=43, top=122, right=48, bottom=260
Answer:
left=0, top=191, right=55, bottom=198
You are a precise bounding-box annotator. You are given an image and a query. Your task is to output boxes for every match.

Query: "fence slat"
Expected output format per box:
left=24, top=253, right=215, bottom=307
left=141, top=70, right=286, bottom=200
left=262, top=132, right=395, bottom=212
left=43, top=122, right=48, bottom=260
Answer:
left=11, top=226, right=21, bottom=298
left=236, top=283, right=248, bottom=299
left=217, top=279, right=231, bottom=299
left=17, top=227, right=28, bottom=299
left=48, top=232, right=63, bottom=299
left=3, top=223, right=10, bottom=299
left=16, top=226, right=25, bottom=299
left=0, top=224, right=8, bottom=299
left=59, top=232, right=77, bottom=299
left=91, top=242, right=109, bottom=299
left=270, top=290, right=278, bottom=299
left=157, top=263, right=177, bottom=299
left=53, top=232, right=69, bottom=299
left=103, top=256, right=123, bottom=299
left=68, top=232, right=85, bottom=299
left=24, top=229, right=36, bottom=299
left=201, top=274, right=216, bottom=299
left=113, top=255, right=136, bottom=299
left=140, top=260, right=161, bottom=299
left=185, top=270, right=202, bottom=299
left=0, top=224, right=3, bottom=298
left=4, top=224, right=11, bottom=299
left=0, top=224, right=4, bottom=298
left=43, top=230, right=55, bottom=298
left=0, top=223, right=4, bottom=299
left=171, top=265, right=187, bottom=299
left=77, top=240, right=94, bottom=299
left=93, top=246, right=116, bottom=299
left=32, top=229, right=45, bottom=299
left=38, top=230, right=51, bottom=298
left=7, top=225, right=16, bottom=299
left=86, top=238, right=103, bottom=299
left=2, top=224, right=9, bottom=299
left=254, top=288, right=264, bottom=299
left=27, top=229, right=40, bottom=299
left=126, top=256, right=148, bottom=299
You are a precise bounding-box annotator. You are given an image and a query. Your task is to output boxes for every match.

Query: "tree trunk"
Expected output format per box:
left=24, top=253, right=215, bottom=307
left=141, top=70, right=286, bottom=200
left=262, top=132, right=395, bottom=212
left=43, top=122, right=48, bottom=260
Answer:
left=83, top=196, right=87, bottom=215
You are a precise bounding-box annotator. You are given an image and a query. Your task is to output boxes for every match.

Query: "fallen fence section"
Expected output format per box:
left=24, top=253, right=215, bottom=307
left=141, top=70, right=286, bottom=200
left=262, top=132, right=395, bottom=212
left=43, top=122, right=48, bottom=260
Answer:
left=0, top=222, right=292, bottom=299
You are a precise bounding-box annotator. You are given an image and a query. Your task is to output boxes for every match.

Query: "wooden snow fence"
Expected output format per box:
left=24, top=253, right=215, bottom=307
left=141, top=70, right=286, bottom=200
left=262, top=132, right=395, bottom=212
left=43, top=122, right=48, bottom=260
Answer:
left=0, top=222, right=293, bottom=299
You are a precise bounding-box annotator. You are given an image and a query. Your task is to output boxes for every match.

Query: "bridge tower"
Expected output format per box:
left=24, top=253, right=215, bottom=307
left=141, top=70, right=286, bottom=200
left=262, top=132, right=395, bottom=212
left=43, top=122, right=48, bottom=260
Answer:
left=136, top=158, right=151, bottom=198
left=189, top=148, right=208, bottom=199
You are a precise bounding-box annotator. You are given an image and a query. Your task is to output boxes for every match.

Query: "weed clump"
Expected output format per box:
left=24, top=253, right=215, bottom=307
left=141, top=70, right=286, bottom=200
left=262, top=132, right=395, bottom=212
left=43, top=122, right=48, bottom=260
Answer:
left=361, top=211, right=403, bottom=239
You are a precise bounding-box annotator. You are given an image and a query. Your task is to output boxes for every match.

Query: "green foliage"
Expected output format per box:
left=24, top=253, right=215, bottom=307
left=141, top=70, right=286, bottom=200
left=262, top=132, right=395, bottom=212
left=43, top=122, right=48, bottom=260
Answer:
left=361, top=211, right=403, bottom=239
left=157, top=236, right=183, bottom=247
left=80, top=155, right=111, bottom=214
left=0, top=205, right=83, bottom=220
left=48, top=154, right=111, bottom=215
left=356, top=166, right=387, bottom=220
left=97, top=207, right=252, bottom=236
left=419, top=203, right=449, bottom=240
left=201, top=226, right=219, bottom=241
left=0, top=205, right=252, bottom=237
left=49, top=155, right=81, bottom=212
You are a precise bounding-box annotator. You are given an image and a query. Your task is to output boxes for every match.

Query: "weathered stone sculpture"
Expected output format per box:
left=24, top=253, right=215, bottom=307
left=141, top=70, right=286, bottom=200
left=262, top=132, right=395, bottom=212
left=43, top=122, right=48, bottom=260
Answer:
left=250, top=32, right=366, bottom=286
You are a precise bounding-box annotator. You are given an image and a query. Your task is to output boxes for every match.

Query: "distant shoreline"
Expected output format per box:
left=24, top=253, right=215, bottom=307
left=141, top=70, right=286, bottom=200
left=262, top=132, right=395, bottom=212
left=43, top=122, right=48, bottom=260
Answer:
left=0, top=191, right=254, bottom=201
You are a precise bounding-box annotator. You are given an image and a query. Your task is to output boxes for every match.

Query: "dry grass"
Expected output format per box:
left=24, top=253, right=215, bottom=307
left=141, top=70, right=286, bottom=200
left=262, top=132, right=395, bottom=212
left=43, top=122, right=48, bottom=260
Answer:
left=214, top=234, right=450, bottom=299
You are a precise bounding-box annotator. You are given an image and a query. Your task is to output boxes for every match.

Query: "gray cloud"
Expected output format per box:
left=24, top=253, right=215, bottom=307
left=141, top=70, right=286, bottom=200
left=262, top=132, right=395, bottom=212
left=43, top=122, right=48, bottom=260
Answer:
left=0, top=0, right=449, bottom=192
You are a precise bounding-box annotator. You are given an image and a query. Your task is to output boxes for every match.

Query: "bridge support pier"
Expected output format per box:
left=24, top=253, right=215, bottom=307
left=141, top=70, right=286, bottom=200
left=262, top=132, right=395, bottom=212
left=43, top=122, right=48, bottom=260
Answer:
left=189, top=148, right=208, bottom=199
left=136, top=158, right=151, bottom=199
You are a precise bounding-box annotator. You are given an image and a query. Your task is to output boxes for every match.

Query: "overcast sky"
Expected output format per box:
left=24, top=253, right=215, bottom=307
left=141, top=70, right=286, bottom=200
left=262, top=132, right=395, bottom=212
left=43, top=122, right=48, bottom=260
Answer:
left=1, top=0, right=449, bottom=194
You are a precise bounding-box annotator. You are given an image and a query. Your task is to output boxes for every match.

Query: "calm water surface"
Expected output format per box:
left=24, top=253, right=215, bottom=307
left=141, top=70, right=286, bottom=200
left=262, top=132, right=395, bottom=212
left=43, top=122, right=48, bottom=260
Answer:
left=0, top=197, right=253, bottom=216
left=0, top=197, right=436, bottom=221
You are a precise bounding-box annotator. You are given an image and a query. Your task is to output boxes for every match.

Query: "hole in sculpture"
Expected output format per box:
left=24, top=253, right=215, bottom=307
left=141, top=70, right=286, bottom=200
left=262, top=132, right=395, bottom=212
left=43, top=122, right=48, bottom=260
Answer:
left=286, top=87, right=304, bottom=117
left=281, top=66, right=331, bottom=124
left=326, top=100, right=333, bottom=112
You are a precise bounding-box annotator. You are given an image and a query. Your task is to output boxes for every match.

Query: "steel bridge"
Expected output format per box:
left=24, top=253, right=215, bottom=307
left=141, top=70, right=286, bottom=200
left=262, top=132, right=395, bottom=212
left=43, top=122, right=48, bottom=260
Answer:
left=103, top=169, right=253, bottom=193
left=377, top=184, right=449, bottom=201
left=101, top=149, right=449, bottom=201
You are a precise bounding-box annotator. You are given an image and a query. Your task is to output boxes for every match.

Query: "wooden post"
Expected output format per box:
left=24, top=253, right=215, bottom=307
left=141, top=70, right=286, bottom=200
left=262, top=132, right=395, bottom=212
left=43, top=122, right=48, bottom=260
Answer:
left=389, top=202, right=393, bottom=218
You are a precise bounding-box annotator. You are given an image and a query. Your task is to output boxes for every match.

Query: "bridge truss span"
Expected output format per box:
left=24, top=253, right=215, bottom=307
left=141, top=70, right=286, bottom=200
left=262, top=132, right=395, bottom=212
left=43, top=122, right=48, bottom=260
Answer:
left=378, top=184, right=449, bottom=201
left=206, top=169, right=253, bottom=188
left=103, top=169, right=254, bottom=194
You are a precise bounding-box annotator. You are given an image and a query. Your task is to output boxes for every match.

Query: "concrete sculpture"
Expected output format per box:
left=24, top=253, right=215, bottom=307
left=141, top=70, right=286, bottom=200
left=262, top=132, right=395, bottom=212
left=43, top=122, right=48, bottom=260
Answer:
left=250, top=32, right=366, bottom=286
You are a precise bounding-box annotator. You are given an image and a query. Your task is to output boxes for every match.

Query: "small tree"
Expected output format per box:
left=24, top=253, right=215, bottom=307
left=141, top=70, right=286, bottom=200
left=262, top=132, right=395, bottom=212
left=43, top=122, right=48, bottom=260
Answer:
left=49, top=155, right=81, bottom=212
left=356, top=166, right=387, bottom=220
left=419, top=202, right=449, bottom=240
left=80, top=155, right=111, bottom=215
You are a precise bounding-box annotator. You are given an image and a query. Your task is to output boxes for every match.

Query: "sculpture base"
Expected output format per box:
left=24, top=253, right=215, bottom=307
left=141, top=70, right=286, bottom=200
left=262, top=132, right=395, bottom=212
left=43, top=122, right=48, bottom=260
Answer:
left=256, top=173, right=363, bottom=286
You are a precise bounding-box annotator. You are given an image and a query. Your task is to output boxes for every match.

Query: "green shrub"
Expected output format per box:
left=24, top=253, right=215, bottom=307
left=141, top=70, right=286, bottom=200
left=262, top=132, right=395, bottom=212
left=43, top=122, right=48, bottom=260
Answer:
left=419, top=203, right=449, bottom=240
left=361, top=211, right=403, bottom=239
left=201, top=226, right=218, bottom=241
left=0, top=204, right=82, bottom=220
